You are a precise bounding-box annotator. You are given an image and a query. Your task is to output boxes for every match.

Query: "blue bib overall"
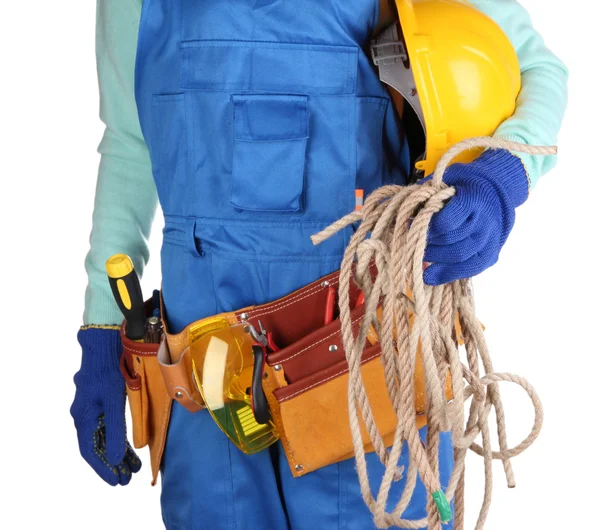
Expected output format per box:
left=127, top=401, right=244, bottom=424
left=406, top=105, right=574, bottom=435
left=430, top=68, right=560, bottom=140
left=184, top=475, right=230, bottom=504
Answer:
left=134, top=1, right=452, bottom=528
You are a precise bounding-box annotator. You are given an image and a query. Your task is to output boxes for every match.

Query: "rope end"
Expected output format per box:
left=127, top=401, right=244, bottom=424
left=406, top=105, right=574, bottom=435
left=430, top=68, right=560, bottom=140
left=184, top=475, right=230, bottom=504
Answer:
left=432, top=490, right=453, bottom=523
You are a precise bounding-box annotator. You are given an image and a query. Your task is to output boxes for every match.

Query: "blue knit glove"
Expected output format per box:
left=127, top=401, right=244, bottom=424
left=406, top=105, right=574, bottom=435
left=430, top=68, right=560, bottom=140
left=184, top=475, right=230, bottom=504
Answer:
left=424, top=149, right=529, bottom=286
left=70, top=327, right=141, bottom=486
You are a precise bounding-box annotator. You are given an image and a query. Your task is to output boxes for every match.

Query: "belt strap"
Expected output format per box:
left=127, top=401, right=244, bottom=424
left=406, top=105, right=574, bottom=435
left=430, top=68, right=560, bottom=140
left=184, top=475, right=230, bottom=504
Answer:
left=158, top=266, right=368, bottom=409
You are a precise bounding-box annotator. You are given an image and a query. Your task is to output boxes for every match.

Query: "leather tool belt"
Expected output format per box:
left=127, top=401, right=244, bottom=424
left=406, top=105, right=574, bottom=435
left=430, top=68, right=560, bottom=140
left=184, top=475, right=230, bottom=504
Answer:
left=120, top=268, right=453, bottom=483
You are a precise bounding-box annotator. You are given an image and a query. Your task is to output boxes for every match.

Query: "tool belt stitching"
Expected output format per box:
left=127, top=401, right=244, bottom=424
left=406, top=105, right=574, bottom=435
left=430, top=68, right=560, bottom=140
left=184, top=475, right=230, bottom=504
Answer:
left=124, top=345, right=160, bottom=357
left=172, top=215, right=343, bottom=228
left=268, top=314, right=363, bottom=367
left=246, top=276, right=339, bottom=317
left=279, top=361, right=369, bottom=403
left=153, top=395, right=172, bottom=486
left=210, top=250, right=344, bottom=264
left=166, top=331, right=193, bottom=345
left=120, top=356, right=142, bottom=391
left=263, top=375, right=299, bottom=467
left=165, top=332, right=193, bottom=345
left=159, top=397, right=171, bottom=436
left=247, top=278, right=340, bottom=321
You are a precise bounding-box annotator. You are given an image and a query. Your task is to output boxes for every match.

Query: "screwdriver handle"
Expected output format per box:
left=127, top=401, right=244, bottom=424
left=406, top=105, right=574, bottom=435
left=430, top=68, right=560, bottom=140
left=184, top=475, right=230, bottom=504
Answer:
left=106, top=254, right=146, bottom=341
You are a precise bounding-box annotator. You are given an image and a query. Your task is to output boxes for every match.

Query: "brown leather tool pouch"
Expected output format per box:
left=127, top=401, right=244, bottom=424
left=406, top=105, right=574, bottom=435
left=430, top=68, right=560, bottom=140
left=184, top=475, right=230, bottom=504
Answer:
left=157, top=334, right=204, bottom=413
left=119, top=307, right=172, bottom=485
left=151, top=266, right=452, bottom=480
left=262, top=304, right=432, bottom=478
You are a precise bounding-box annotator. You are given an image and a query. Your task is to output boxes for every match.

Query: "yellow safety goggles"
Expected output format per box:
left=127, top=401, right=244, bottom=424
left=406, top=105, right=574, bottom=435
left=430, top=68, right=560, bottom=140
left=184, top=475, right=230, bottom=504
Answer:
left=189, top=317, right=279, bottom=454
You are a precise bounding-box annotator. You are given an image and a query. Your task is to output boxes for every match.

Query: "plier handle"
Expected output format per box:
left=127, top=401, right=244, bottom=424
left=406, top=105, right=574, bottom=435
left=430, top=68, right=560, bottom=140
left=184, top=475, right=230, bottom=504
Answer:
left=247, top=320, right=271, bottom=425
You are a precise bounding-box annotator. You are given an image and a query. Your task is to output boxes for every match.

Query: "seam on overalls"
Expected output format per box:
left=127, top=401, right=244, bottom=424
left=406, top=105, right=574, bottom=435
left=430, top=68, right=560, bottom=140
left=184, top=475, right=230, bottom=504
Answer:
left=166, top=214, right=343, bottom=227
left=225, top=441, right=238, bottom=530
left=210, top=250, right=344, bottom=264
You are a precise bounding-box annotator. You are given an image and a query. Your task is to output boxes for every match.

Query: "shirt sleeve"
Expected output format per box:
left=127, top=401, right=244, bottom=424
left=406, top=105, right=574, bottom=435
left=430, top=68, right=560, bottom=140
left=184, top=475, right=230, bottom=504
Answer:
left=471, top=0, right=569, bottom=188
left=83, top=0, right=158, bottom=325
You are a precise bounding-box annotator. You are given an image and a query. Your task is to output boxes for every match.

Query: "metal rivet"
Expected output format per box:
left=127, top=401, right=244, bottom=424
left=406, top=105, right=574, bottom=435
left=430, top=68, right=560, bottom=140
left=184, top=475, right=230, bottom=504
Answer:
left=263, top=372, right=268, bottom=379
left=274, top=364, right=283, bottom=372
left=240, top=313, right=249, bottom=322
left=175, top=392, right=183, bottom=399
left=295, top=464, right=304, bottom=472
left=243, top=325, right=251, bottom=334
left=329, top=345, right=338, bottom=353
left=321, top=281, right=330, bottom=288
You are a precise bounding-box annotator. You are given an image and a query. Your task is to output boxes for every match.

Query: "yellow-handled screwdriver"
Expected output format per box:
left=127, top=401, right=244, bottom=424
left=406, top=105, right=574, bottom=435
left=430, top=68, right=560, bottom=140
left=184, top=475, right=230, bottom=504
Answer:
left=106, top=254, right=146, bottom=341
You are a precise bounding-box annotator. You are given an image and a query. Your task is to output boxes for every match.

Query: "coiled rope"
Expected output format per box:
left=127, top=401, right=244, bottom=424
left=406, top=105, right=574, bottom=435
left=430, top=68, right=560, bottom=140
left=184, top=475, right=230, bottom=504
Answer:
left=311, top=137, right=556, bottom=529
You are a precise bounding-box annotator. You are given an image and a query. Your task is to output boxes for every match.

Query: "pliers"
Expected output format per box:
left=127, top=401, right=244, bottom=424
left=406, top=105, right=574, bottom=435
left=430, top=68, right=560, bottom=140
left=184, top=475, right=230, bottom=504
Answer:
left=247, top=321, right=271, bottom=425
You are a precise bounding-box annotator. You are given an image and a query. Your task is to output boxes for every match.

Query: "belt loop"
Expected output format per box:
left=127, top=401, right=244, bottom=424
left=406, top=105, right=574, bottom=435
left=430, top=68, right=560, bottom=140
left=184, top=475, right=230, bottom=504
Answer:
left=185, top=218, right=202, bottom=257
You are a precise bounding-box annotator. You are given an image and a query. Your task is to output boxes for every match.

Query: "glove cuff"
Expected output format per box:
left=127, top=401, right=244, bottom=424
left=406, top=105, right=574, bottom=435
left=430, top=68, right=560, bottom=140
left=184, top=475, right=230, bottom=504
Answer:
left=473, top=149, right=530, bottom=208
left=76, top=326, right=123, bottom=376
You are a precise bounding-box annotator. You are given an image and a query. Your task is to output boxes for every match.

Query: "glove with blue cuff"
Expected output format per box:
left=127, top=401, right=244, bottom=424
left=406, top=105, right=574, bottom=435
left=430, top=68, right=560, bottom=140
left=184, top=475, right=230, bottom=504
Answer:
left=70, top=327, right=141, bottom=486
left=424, top=149, right=529, bottom=286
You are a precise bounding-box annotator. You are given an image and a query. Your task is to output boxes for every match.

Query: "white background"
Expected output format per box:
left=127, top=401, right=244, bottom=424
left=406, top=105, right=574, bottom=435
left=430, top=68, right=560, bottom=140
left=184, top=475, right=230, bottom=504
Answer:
left=0, top=1, right=597, bottom=529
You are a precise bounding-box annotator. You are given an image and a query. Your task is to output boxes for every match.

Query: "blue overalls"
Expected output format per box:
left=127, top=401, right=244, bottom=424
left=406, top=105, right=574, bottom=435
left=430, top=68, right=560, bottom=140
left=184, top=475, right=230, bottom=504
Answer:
left=134, top=1, right=453, bottom=528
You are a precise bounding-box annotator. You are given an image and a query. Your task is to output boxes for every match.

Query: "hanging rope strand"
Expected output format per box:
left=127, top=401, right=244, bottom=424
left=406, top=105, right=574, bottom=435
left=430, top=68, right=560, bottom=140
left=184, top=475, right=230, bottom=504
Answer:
left=311, top=137, right=553, bottom=529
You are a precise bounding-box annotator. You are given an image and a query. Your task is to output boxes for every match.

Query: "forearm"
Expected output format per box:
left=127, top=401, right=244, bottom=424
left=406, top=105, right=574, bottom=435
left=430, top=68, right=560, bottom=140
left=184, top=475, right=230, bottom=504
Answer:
left=470, top=0, right=569, bottom=187
left=84, top=153, right=157, bottom=325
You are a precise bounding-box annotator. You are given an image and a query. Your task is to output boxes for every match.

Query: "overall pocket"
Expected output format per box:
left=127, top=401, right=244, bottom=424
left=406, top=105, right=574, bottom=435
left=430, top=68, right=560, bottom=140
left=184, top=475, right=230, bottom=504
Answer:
left=230, top=94, right=309, bottom=213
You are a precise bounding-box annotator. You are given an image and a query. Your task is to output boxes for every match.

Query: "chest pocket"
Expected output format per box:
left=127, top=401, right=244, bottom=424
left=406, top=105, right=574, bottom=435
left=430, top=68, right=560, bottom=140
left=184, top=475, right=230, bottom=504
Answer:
left=231, top=94, right=308, bottom=212
left=180, top=40, right=359, bottom=221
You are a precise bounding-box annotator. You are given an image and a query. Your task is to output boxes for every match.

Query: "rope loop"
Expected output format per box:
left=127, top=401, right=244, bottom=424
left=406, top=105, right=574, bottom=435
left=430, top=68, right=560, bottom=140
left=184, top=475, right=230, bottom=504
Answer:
left=311, top=138, right=556, bottom=529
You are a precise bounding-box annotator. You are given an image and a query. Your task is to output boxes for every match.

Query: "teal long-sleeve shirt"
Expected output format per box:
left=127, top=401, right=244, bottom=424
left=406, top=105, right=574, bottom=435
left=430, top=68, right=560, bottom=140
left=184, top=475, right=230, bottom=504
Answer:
left=84, top=0, right=569, bottom=325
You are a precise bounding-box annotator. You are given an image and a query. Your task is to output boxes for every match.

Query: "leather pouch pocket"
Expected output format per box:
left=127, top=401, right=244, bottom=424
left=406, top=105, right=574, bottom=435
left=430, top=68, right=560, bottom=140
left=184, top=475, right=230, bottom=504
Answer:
left=230, top=94, right=309, bottom=212
left=120, top=333, right=159, bottom=449
left=268, top=350, right=410, bottom=476
left=157, top=336, right=204, bottom=413
left=119, top=304, right=172, bottom=485
left=263, top=302, right=448, bottom=478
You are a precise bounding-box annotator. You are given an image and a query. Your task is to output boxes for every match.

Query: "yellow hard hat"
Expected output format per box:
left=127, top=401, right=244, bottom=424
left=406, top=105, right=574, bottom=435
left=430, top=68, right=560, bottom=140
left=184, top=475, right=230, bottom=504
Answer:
left=372, top=0, right=521, bottom=176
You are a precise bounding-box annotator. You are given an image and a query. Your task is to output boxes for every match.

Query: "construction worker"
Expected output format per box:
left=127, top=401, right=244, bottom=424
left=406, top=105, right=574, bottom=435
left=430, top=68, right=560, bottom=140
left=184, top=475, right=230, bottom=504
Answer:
left=71, top=0, right=568, bottom=528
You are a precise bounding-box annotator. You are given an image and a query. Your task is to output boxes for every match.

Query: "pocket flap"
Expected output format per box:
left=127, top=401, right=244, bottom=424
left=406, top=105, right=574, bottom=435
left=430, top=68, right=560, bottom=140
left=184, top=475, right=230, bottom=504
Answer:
left=232, top=95, right=308, bottom=141
left=230, top=94, right=309, bottom=212
left=181, top=41, right=358, bottom=95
